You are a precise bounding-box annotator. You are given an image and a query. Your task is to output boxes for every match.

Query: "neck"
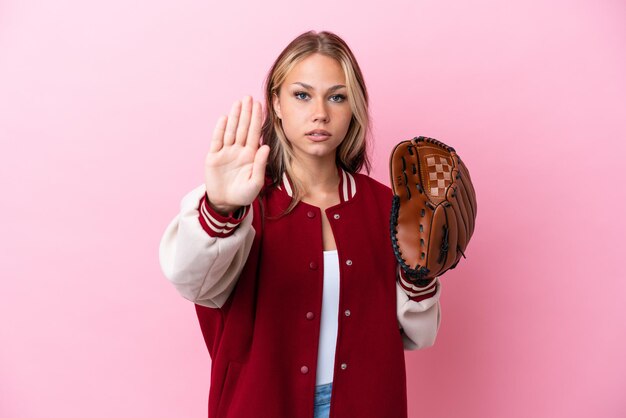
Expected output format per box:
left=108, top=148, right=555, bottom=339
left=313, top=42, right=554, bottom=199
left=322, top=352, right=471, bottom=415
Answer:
left=290, top=153, right=339, bottom=196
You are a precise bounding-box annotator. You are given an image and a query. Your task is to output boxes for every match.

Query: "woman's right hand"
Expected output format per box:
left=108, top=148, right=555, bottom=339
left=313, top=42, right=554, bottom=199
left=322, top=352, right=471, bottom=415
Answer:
left=204, top=96, right=270, bottom=216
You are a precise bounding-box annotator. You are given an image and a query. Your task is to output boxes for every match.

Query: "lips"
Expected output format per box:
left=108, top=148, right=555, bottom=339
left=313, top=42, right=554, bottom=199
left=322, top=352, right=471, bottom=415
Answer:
left=306, top=129, right=331, bottom=136
left=305, top=129, right=331, bottom=142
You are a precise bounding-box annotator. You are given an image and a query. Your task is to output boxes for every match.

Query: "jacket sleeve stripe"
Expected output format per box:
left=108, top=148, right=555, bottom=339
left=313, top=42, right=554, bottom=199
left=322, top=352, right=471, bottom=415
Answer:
left=397, top=266, right=438, bottom=301
left=198, top=194, right=249, bottom=237
left=398, top=278, right=438, bottom=297
left=200, top=205, right=237, bottom=231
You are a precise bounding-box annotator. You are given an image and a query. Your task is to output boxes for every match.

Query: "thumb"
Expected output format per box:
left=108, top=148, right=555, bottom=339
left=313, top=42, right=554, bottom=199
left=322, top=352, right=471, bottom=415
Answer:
left=251, top=144, right=270, bottom=186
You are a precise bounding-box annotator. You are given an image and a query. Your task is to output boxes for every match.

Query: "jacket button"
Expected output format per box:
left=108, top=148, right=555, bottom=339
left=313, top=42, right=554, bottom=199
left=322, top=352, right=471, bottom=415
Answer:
left=333, top=214, right=340, bottom=220
left=309, top=261, right=318, bottom=270
left=301, top=366, right=309, bottom=374
left=344, top=309, right=351, bottom=317
left=307, top=211, right=315, bottom=218
left=346, top=259, right=353, bottom=266
left=306, top=312, right=315, bottom=320
left=340, top=363, right=347, bottom=370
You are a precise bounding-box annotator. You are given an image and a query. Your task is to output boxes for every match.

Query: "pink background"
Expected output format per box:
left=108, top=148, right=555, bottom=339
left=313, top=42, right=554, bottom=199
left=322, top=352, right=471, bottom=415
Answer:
left=1, top=0, right=625, bottom=417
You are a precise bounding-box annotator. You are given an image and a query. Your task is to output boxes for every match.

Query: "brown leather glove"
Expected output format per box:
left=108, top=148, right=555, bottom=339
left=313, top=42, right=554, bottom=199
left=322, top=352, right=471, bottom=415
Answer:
left=390, top=136, right=477, bottom=286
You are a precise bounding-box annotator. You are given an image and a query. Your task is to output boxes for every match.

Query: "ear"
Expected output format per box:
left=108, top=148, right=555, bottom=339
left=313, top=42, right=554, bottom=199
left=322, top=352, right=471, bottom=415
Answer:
left=272, top=92, right=282, bottom=119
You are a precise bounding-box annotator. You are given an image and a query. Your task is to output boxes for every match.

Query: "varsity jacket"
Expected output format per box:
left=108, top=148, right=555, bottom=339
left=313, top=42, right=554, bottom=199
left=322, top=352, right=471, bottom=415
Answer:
left=159, top=167, right=442, bottom=418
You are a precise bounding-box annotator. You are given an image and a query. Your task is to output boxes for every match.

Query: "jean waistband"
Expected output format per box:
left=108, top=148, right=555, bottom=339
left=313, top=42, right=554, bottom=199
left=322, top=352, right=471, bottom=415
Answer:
left=314, top=381, right=333, bottom=406
left=315, top=382, right=333, bottom=396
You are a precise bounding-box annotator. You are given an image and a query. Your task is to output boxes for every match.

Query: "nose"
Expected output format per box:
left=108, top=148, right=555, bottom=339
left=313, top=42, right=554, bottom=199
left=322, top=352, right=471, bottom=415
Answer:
left=312, top=98, right=329, bottom=123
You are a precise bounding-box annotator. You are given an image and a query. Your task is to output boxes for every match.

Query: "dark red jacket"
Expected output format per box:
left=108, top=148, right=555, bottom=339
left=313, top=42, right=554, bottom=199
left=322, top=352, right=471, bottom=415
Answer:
left=159, top=168, right=441, bottom=418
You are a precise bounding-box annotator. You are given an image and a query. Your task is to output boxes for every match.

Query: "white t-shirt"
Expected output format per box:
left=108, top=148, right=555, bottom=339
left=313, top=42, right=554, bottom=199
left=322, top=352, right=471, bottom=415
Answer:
left=315, top=249, right=340, bottom=385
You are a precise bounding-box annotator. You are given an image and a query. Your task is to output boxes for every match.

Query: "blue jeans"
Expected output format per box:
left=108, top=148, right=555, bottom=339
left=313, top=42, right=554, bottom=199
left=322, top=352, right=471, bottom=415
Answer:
left=313, top=382, right=333, bottom=418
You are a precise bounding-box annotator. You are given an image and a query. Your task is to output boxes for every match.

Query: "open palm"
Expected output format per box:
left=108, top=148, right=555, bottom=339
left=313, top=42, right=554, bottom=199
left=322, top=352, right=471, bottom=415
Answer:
left=204, top=96, right=270, bottom=215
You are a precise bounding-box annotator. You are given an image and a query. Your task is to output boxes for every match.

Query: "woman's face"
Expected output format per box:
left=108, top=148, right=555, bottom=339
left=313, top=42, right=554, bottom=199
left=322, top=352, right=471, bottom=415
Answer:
left=273, top=53, right=353, bottom=163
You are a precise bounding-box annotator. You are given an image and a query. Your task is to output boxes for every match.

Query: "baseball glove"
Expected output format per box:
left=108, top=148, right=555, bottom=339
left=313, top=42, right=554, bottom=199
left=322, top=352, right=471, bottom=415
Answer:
left=390, top=136, right=477, bottom=286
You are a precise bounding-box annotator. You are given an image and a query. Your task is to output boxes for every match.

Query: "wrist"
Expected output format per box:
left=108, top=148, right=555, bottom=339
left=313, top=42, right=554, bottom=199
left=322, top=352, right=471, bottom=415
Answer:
left=206, top=194, right=239, bottom=216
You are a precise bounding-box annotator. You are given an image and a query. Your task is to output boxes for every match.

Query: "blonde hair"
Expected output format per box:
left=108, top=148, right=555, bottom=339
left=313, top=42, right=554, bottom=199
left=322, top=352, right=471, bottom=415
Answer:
left=261, top=30, right=371, bottom=214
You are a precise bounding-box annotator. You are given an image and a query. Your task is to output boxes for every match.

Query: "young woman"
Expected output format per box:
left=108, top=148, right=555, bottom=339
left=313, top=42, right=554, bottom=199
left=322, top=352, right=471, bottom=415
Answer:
left=159, top=30, right=442, bottom=418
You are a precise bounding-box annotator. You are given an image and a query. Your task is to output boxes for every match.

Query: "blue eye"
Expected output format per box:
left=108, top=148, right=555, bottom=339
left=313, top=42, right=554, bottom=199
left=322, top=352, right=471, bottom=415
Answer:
left=294, top=91, right=347, bottom=102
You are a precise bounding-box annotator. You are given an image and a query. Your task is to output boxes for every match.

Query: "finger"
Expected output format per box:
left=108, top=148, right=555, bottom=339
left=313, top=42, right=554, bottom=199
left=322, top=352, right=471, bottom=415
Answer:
left=251, top=144, right=270, bottom=187
left=440, top=202, right=459, bottom=274
left=246, top=100, right=263, bottom=150
left=223, top=100, right=242, bottom=146
left=453, top=169, right=474, bottom=238
left=454, top=153, right=477, bottom=212
left=426, top=205, right=447, bottom=276
left=456, top=157, right=477, bottom=222
left=235, top=96, right=252, bottom=146
left=450, top=168, right=469, bottom=227
left=389, top=140, right=415, bottom=200
left=209, top=115, right=228, bottom=153
left=456, top=175, right=475, bottom=239
left=446, top=183, right=468, bottom=251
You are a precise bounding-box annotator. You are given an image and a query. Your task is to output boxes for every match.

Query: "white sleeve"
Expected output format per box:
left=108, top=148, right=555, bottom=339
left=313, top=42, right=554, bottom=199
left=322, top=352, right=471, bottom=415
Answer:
left=158, top=184, right=256, bottom=308
left=396, top=278, right=442, bottom=351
